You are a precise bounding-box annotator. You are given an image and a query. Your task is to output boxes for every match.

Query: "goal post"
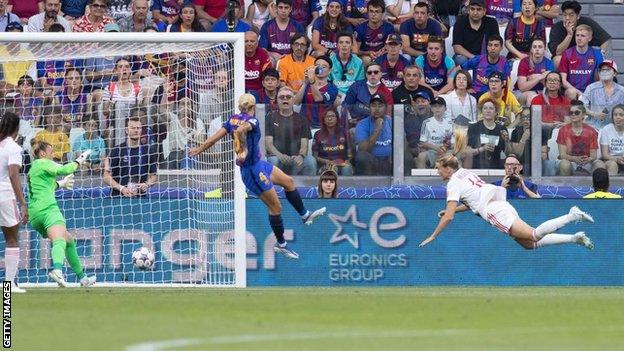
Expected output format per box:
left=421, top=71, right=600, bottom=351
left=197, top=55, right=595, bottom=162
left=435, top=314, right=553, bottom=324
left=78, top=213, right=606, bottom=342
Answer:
left=0, top=32, right=247, bottom=287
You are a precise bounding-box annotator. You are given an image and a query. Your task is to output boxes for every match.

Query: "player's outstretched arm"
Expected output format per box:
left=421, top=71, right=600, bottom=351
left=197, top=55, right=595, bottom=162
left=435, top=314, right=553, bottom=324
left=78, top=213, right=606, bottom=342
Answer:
left=420, top=201, right=459, bottom=247
left=189, top=127, right=228, bottom=157
left=437, top=203, right=469, bottom=218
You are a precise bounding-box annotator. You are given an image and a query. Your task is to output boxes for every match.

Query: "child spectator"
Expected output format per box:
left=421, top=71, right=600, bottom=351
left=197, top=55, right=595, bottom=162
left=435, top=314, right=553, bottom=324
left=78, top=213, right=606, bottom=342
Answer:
left=72, top=116, right=107, bottom=172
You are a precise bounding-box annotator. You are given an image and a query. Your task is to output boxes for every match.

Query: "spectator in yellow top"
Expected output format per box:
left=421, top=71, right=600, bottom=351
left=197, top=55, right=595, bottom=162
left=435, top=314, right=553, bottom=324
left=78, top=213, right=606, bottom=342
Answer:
left=583, top=167, right=622, bottom=199
left=33, top=105, right=70, bottom=162
left=478, top=71, right=522, bottom=128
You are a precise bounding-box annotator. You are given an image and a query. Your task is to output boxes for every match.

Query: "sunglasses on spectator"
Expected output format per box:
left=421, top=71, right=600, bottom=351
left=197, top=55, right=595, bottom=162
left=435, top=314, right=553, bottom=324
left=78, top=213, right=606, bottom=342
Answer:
left=366, top=70, right=380, bottom=75
left=569, top=110, right=583, bottom=116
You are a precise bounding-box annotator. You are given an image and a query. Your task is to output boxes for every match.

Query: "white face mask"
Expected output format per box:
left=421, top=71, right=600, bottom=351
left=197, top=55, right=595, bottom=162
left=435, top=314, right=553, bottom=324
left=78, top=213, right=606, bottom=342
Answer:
left=599, top=70, right=614, bottom=81
left=366, top=80, right=381, bottom=87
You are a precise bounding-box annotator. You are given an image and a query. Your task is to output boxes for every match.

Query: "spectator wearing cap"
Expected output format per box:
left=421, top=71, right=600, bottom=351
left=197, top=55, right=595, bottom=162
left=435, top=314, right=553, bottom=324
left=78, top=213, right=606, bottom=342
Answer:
left=599, top=104, right=624, bottom=176
left=311, top=0, right=353, bottom=57
left=289, top=0, right=320, bottom=29
left=392, top=65, right=434, bottom=107
left=211, top=0, right=251, bottom=32
left=277, top=33, right=316, bottom=92
left=399, top=2, right=443, bottom=59
left=27, top=0, right=72, bottom=32
left=459, top=34, right=511, bottom=99
left=556, top=100, right=601, bottom=176
left=583, top=167, right=622, bottom=198
left=117, top=0, right=155, bottom=32
left=415, top=37, right=455, bottom=96
left=293, top=55, right=339, bottom=129
left=330, top=32, right=365, bottom=96
left=353, top=0, right=395, bottom=64
left=73, top=0, right=116, bottom=32
left=251, top=68, right=280, bottom=111
left=0, top=0, right=20, bottom=31
left=152, top=0, right=191, bottom=30
left=513, top=0, right=561, bottom=28
left=403, top=90, right=433, bottom=172
left=0, top=25, right=36, bottom=92
left=559, top=24, right=603, bottom=101
left=548, top=1, right=611, bottom=69
left=258, top=0, right=304, bottom=63
left=343, top=62, right=394, bottom=127
left=451, top=0, right=499, bottom=66
left=266, top=86, right=317, bottom=176
left=168, top=4, right=205, bottom=31
left=478, top=71, right=522, bottom=128
left=581, top=60, right=624, bottom=131
left=417, top=96, right=454, bottom=168
left=440, top=69, right=478, bottom=123
left=245, top=30, right=273, bottom=93
left=504, top=0, right=546, bottom=60
left=375, top=34, right=411, bottom=91
left=354, top=93, right=393, bottom=175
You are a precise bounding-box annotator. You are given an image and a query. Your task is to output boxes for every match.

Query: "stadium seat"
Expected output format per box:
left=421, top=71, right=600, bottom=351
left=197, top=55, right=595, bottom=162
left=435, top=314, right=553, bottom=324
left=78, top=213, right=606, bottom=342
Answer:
left=545, top=26, right=552, bottom=59
left=509, top=59, right=521, bottom=90
left=547, top=127, right=560, bottom=161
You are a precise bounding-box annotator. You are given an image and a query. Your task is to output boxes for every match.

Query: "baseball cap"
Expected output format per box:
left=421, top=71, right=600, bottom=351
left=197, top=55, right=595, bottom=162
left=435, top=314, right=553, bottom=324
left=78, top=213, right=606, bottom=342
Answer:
left=370, top=93, right=386, bottom=104
left=385, top=34, right=401, bottom=45
left=453, top=114, right=470, bottom=127
left=104, top=23, right=120, bottom=32
left=414, top=91, right=431, bottom=102
left=5, top=22, right=23, bottom=32
left=599, top=60, right=618, bottom=73
left=468, top=0, right=486, bottom=7
left=431, top=96, right=446, bottom=107
left=487, top=71, right=505, bottom=82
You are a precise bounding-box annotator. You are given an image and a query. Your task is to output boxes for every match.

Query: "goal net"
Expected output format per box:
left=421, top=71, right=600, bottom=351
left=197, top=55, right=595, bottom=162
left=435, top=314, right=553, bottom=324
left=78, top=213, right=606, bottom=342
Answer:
left=0, top=32, right=246, bottom=287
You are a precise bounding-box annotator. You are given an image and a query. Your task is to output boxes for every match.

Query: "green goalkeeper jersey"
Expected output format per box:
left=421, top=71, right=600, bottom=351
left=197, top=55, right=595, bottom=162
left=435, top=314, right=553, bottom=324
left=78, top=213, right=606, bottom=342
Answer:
left=27, top=159, right=77, bottom=215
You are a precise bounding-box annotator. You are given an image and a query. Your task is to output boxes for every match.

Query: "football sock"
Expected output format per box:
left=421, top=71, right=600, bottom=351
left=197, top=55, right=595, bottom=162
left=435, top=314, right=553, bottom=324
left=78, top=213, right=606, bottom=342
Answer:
left=269, top=214, right=285, bottom=245
left=4, top=247, right=19, bottom=283
left=533, top=213, right=574, bottom=240
left=51, top=239, right=67, bottom=271
left=536, top=234, right=576, bottom=248
left=65, top=239, right=85, bottom=279
left=285, top=190, right=307, bottom=216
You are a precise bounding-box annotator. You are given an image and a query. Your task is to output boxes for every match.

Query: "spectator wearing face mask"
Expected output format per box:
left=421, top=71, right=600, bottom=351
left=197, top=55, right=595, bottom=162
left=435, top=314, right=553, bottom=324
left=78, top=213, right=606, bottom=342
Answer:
left=580, top=60, right=624, bottom=131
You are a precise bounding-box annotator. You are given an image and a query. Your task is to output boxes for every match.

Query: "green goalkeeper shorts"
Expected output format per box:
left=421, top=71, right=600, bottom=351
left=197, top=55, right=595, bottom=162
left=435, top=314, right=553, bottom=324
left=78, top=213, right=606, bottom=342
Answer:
left=29, top=207, right=66, bottom=238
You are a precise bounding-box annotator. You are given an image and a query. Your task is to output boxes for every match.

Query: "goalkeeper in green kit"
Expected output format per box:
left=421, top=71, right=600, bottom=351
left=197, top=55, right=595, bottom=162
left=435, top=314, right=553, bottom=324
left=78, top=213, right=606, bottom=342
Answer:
left=28, top=141, right=96, bottom=287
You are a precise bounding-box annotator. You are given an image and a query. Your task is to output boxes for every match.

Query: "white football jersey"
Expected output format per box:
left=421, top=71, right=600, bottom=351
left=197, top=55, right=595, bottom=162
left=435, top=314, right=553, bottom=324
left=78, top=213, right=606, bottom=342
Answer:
left=0, top=137, right=23, bottom=200
left=446, top=168, right=506, bottom=216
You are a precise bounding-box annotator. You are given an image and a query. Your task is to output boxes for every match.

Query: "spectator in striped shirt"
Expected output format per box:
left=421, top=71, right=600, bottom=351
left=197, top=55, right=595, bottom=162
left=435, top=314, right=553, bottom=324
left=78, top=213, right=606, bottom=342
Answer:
left=375, top=34, right=411, bottom=91
left=258, top=0, right=304, bottom=63
left=353, top=0, right=395, bottom=64
left=559, top=24, right=603, bottom=101
left=459, top=34, right=511, bottom=98
left=504, top=0, right=546, bottom=60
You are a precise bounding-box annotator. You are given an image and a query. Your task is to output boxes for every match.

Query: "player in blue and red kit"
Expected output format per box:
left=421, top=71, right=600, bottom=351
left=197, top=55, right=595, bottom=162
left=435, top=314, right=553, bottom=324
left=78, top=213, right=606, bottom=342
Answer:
left=189, top=94, right=326, bottom=259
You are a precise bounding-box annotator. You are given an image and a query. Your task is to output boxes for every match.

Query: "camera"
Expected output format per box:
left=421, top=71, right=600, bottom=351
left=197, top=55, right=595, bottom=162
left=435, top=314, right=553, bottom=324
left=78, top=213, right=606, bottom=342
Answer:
left=508, top=167, right=519, bottom=185
left=314, top=66, right=324, bottom=75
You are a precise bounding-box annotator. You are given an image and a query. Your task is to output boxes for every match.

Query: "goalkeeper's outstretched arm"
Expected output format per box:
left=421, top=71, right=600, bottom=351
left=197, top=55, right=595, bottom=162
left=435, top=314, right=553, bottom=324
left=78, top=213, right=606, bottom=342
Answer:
left=189, top=127, right=228, bottom=156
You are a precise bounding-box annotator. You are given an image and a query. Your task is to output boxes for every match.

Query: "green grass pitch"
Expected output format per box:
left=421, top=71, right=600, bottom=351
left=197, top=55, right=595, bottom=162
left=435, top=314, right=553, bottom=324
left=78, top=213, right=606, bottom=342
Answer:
left=12, top=287, right=624, bottom=351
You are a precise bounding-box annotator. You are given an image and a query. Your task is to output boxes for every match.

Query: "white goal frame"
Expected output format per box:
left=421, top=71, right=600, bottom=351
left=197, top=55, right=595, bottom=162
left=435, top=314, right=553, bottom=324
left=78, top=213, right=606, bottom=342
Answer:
left=0, top=32, right=247, bottom=288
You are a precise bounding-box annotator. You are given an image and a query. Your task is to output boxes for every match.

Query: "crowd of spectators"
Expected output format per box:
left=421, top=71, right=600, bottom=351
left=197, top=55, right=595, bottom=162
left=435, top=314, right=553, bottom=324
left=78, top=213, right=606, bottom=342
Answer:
left=1, top=0, right=624, bottom=186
